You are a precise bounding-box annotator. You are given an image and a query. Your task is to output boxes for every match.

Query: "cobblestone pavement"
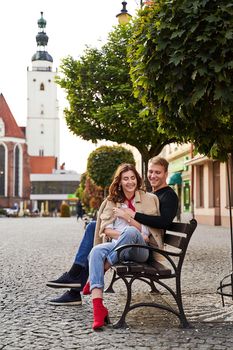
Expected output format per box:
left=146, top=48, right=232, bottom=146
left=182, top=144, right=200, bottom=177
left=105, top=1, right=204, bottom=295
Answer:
left=1, top=217, right=233, bottom=349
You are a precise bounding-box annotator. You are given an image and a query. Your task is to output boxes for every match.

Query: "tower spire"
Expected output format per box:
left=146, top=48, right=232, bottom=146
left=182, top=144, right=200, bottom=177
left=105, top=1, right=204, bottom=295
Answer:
left=31, top=12, right=53, bottom=62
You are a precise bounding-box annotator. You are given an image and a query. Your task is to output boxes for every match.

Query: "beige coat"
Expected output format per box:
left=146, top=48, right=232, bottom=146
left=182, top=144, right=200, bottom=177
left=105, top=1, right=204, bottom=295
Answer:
left=93, top=190, right=164, bottom=253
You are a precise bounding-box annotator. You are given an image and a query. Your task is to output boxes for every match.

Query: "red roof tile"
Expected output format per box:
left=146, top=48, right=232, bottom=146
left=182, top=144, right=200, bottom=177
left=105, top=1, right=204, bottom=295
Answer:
left=0, top=93, right=25, bottom=138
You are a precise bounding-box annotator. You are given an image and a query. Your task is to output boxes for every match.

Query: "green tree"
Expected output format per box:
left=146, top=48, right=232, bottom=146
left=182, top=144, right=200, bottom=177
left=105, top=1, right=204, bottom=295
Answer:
left=76, top=172, right=104, bottom=214
left=87, top=145, right=135, bottom=196
left=75, top=172, right=86, bottom=200
left=56, top=24, right=176, bottom=186
left=129, top=0, right=233, bottom=160
left=129, top=0, right=233, bottom=277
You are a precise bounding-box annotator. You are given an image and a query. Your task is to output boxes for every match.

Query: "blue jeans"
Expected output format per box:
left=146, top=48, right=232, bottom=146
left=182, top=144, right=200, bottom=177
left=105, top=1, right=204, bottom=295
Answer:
left=88, top=227, right=149, bottom=291
left=71, top=221, right=96, bottom=288
left=74, top=221, right=96, bottom=269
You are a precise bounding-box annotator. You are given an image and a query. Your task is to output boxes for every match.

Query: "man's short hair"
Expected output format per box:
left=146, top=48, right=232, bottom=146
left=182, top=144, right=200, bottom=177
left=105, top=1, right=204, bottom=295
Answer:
left=148, top=156, right=169, bottom=172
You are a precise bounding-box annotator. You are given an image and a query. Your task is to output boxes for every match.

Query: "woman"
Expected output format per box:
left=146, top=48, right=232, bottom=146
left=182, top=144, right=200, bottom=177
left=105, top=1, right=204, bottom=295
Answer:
left=87, top=163, right=163, bottom=330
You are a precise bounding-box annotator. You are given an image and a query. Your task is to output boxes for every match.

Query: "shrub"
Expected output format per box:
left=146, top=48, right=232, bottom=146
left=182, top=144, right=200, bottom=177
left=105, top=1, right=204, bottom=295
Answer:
left=0, top=208, right=6, bottom=216
left=60, top=202, right=70, bottom=217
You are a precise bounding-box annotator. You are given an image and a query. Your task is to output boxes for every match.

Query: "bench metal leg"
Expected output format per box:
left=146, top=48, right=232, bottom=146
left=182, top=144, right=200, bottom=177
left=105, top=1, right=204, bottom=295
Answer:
left=104, top=270, right=117, bottom=293
left=149, top=279, right=160, bottom=294
left=113, top=276, right=132, bottom=329
left=176, top=277, right=191, bottom=328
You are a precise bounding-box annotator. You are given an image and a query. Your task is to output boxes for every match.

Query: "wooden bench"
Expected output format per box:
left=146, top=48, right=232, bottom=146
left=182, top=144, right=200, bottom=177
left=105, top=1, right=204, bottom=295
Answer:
left=105, top=219, right=197, bottom=328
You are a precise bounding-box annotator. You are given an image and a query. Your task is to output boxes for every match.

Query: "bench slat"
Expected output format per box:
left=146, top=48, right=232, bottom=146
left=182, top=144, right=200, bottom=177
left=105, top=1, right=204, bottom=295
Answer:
left=164, top=234, right=186, bottom=249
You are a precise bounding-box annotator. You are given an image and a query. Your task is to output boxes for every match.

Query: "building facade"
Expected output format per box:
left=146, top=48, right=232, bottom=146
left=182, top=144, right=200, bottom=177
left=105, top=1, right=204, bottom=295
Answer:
left=0, top=94, right=31, bottom=209
left=162, top=142, right=231, bottom=228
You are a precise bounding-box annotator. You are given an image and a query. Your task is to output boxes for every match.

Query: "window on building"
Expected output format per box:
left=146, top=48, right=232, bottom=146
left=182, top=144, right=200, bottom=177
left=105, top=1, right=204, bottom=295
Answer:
left=183, top=181, right=190, bottom=211
left=197, top=165, right=204, bottom=207
left=39, top=149, right=44, bottom=156
left=0, top=144, right=5, bottom=196
left=0, top=118, right=5, bottom=137
left=40, top=124, right=44, bottom=134
left=40, top=83, right=45, bottom=91
left=31, top=181, right=80, bottom=195
left=14, top=146, right=20, bottom=197
left=213, top=161, right=220, bottom=208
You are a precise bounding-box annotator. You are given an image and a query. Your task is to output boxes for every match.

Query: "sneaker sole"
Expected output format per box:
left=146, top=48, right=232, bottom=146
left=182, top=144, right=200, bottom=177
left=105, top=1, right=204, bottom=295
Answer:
left=49, top=300, right=82, bottom=306
left=46, top=282, right=82, bottom=288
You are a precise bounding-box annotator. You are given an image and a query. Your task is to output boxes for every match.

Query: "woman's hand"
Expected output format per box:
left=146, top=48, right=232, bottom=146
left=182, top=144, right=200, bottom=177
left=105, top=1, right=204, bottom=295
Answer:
left=123, top=208, right=135, bottom=219
left=104, top=228, right=120, bottom=240
left=141, top=234, right=150, bottom=243
left=113, top=207, right=129, bottom=221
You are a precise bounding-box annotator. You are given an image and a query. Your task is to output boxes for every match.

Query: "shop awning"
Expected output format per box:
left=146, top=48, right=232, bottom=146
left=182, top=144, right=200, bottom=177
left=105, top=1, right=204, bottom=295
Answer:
left=184, top=155, right=209, bottom=166
left=168, top=172, right=182, bottom=185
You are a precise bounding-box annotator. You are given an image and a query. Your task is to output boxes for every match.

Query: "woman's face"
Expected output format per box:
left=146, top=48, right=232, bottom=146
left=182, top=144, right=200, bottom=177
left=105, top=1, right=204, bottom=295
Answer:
left=120, top=170, right=137, bottom=197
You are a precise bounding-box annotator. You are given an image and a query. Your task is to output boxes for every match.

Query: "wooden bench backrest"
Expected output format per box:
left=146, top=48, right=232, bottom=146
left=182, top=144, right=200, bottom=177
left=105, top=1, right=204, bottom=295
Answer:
left=164, top=219, right=197, bottom=252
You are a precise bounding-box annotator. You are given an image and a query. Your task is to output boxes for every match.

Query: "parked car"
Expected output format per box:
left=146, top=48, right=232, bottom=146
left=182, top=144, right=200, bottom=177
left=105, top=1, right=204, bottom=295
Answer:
left=4, top=207, right=19, bottom=217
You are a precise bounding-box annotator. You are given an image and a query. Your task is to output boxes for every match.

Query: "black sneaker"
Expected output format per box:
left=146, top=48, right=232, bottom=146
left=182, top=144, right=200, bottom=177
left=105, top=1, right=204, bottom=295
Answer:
left=49, top=290, right=82, bottom=306
left=46, top=272, right=82, bottom=288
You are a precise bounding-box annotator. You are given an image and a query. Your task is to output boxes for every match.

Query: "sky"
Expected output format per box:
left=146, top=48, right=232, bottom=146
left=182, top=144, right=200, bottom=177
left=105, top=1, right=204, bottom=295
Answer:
left=0, top=0, right=139, bottom=174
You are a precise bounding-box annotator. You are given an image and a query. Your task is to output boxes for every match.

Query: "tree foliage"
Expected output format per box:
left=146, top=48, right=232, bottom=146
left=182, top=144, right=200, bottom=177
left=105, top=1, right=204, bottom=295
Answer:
left=87, top=145, right=135, bottom=190
left=56, top=24, right=177, bottom=179
left=129, top=0, right=233, bottom=159
left=76, top=172, right=104, bottom=214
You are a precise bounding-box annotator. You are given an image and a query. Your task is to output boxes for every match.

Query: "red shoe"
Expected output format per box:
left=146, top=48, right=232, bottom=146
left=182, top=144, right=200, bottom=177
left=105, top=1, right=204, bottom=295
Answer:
left=82, top=281, right=90, bottom=295
left=92, top=298, right=110, bottom=330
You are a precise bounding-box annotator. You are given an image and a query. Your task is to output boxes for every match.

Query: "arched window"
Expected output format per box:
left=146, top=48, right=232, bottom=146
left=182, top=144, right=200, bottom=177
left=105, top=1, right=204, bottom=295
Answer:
left=0, top=118, right=5, bottom=137
left=40, top=83, right=45, bottom=91
left=0, top=144, right=5, bottom=196
left=14, top=145, right=20, bottom=197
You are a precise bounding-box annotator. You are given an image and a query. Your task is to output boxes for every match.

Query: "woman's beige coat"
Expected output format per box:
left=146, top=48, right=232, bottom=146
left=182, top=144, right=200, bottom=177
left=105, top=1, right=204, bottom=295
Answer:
left=93, top=190, right=164, bottom=253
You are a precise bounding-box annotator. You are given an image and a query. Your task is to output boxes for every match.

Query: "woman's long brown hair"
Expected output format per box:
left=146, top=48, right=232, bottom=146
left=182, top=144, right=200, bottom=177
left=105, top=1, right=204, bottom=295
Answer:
left=108, top=163, right=142, bottom=203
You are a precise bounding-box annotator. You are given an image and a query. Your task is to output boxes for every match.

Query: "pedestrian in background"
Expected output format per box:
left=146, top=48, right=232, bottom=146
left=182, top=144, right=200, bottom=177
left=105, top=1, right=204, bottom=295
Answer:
left=76, top=200, right=83, bottom=221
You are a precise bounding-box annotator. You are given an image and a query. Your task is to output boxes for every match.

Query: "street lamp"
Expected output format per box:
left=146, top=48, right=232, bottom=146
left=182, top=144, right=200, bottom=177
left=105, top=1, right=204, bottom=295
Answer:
left=116, top=1, right=132, bottom=25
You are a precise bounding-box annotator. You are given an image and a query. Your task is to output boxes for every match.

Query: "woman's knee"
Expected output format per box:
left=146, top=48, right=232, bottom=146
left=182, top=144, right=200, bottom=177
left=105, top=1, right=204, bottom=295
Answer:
left=89, top=244, right=106, bottom=263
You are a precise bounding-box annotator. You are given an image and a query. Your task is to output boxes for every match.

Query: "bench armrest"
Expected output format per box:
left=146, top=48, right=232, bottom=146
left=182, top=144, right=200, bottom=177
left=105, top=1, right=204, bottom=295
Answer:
left=114, top=243, right=181, bottom=268
left=115, top=243, right=180, bottom=257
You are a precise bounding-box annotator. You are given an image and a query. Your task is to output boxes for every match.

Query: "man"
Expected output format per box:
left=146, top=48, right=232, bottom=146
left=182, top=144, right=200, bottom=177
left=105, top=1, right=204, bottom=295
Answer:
left=47, top=156, right=178, bottom=305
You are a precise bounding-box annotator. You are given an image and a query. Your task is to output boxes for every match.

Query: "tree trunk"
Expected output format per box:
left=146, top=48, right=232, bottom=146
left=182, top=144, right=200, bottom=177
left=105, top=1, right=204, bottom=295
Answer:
left=141, top=155, right=152, bottom=191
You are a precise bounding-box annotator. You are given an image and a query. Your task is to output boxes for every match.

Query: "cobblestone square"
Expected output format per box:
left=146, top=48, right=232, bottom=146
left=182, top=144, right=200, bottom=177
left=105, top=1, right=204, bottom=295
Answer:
left=1, top=217, right=233, bottom=349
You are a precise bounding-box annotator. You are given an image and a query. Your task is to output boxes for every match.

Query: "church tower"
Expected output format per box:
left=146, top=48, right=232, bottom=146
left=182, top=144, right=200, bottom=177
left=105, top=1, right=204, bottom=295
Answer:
left=26, top=12, right=59, bottom=172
